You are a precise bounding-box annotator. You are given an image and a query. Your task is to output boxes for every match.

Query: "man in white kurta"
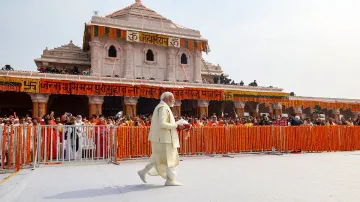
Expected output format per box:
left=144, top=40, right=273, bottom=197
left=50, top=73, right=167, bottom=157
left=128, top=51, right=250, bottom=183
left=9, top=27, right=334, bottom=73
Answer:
left=138, top=92, right=184, bottom=186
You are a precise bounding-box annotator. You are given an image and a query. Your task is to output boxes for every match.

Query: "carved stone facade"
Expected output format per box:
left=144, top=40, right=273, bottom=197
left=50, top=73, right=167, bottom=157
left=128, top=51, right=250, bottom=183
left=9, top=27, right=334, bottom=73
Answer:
left=201, top=60, right=228, bottom=83
left=124, top=44, right=134, bottom=79
left=34, top=41, right=91, bottom=73
left=166, top=48, right=176, bottom=81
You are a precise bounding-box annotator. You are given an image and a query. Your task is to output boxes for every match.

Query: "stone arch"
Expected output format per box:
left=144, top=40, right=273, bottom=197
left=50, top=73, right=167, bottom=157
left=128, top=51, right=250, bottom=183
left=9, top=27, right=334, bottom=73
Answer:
left=175, top=49, right=193, bottom=82
left=103, top=40, right=123, bottom=55
left=108, top=45, right=117, bottom=58
left=146, top=49, right=154, bottom=61
left=176, top=49, right=193, bottom=64
left=180, top=53, right=188, bottom=64
left=103, top=40, right=124, bottom=77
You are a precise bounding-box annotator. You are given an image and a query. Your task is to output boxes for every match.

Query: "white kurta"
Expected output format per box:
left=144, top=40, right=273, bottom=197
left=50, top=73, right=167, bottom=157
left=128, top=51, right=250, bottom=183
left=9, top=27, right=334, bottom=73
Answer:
left=145, top=101, right=180, bottom=180
left=147, top=142, right=180, bottom=179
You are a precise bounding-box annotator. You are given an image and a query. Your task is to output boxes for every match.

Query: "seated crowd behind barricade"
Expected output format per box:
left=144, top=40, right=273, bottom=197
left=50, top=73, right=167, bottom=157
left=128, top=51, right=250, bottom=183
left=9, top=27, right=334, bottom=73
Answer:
left=0, top=112, right=359, bottom=127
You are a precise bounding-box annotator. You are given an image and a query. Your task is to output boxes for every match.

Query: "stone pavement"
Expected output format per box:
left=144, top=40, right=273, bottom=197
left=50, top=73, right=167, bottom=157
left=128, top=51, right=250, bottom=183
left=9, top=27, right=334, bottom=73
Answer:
left=1, top=152, right=360, bottom=202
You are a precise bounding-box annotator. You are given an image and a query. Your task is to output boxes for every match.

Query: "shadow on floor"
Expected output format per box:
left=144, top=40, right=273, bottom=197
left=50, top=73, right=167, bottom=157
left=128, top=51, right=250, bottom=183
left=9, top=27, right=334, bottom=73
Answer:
left=44, top=184, right=164, bottom=199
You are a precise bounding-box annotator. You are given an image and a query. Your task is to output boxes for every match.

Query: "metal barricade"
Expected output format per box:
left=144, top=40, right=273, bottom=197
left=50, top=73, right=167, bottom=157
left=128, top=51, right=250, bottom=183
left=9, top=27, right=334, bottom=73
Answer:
left=1, top=124, right=119, bottom=170
left=2, top=124, right=360, bottom=171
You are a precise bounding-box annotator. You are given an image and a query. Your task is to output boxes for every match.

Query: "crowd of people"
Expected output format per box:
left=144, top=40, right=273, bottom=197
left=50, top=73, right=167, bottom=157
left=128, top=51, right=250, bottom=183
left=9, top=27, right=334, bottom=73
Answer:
left=0, top=111, right=359, bottom=165
left=37, top=66, right=88, bottom=75
left=1, top=112, right=360, bottom=128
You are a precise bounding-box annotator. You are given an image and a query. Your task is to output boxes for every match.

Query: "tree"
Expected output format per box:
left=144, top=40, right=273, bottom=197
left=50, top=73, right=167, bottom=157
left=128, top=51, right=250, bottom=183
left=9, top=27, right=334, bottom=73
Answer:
left=313, top=105, right=323, bottom=114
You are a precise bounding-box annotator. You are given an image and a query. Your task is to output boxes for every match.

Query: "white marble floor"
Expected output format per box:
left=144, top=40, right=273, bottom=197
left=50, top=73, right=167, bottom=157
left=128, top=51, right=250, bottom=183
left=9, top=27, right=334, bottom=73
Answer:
left=1, top=152, right=360, bottom=202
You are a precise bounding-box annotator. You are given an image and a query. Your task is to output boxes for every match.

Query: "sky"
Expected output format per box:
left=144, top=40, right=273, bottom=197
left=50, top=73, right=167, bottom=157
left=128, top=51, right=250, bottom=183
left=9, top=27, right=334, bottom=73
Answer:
left=1, top=0, right=360, bottom=99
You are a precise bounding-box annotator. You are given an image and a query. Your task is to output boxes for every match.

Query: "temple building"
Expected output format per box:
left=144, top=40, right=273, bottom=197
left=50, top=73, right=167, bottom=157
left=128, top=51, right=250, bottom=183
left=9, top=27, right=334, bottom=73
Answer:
left=1, top=0, right=360, bottom=120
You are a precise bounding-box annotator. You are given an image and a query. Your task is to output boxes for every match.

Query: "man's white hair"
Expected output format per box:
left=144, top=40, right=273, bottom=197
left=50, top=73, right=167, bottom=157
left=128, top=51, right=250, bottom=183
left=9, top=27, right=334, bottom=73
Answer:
left=160, top=92, right=174, bottom=101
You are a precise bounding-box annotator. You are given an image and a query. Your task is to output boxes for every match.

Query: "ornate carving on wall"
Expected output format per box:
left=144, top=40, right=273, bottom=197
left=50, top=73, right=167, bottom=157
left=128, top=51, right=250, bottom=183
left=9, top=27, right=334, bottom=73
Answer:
left=194, top=49, right=202, bottom=83
left=123, top=43, right=134, bottom=78
left=166, top=48, right=177, bottom=81
left=88, top=95, right=104, bottom=104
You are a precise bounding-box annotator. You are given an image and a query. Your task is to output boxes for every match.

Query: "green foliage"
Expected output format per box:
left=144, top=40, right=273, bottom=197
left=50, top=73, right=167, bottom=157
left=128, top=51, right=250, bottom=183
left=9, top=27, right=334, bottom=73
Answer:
left=313, top=105, right=323, bottom=114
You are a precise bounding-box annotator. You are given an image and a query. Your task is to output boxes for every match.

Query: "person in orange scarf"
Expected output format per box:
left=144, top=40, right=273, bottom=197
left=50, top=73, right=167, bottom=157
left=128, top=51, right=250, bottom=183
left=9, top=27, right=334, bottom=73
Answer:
left=44, top=115, right=58, bottom=160
left=326, top=118, right=336, bottom=126
left=207, top=115, right=217, bottom=126
left=94, top=117, right=108, bottom=158
left=192, top=118, right=201, bottom=127
left=125, top=116, right=134, bottom=126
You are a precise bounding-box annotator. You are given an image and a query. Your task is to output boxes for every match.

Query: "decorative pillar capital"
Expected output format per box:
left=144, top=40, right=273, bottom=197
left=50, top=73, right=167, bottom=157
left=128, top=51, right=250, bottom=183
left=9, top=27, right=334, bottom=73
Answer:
left=29, top=93, right=49, bottom=103
left=88, top=95, right=104, bottom=105
left=197, top=100, right=209, bottom=117
left=295, top=106, right=303, bottom=114
left=124, top=97, right=138, bottom=105
left=272, top=102, right=283, bottom=110
left=234, top=101, right=245, bottom=118
left=333, top=108, right=341, bottom=114
left=197, top=100, right=209, bottom=108
left=234, top=101, right=245, bottom=109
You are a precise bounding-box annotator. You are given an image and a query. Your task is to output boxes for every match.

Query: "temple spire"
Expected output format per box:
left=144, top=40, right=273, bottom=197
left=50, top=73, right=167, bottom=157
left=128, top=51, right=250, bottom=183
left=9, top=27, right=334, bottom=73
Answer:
left=135, top=0, right=142, bottom=3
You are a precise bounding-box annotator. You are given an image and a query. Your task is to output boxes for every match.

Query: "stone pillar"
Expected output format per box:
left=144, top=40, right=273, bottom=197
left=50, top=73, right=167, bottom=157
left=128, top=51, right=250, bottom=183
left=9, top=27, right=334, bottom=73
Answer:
left=29, top=93, right=50, bottom=118
left=198, top=100, right=209, bottom=117
left=295, top=106, right=303, bottom=117
left=89, top=39, right=103, bottom=76
left=234, top=101, right=245, bottom=118
left=194, top=50, right=203, bottom=83
left=333, top=108, right=341, bottom=121
left=88, top=95, right=104, bottom=118
left=268, top=104, right=273, bottom=116
left=172, top=100, right=182, bottom=117
left=250, top=103, right=260, bottom=118
left=272, top=103, right=283, bottom=118
left=124, top=97, right=138, bottom=117
left=124, top=44, right=134, bottom=79
left=166, top=48, right=176, bottom=81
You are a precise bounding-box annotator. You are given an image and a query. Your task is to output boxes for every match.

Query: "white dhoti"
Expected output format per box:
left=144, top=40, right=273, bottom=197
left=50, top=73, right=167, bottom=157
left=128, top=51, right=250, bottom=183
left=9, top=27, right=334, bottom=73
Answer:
left=146, top=142, right=179, bottom=180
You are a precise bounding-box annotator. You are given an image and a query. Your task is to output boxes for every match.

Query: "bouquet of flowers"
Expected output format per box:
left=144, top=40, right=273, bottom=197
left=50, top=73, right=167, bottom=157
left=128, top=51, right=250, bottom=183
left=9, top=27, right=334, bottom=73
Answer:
left=176, top=118, right=192, bottom=139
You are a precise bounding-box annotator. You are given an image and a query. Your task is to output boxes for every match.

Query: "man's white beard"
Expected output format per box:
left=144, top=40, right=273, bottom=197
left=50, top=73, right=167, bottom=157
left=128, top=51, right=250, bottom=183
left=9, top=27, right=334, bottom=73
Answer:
left=165, top=101, right=174, bottom=108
